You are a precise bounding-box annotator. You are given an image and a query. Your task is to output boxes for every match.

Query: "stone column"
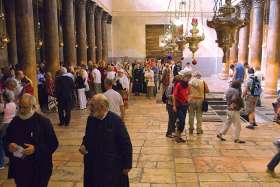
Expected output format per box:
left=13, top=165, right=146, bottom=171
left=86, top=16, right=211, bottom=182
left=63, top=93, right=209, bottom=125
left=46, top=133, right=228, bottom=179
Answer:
left=264, top=0, right=280, bottom=95
left=44, top=0, right=60, bottom=76
left=86, top=1, right=96, bottom=64
left=95, top=7, right=103, bottom=63
left=229, top=30, right=239, bottom=65
left=107, top=15, right=112, bottom=62
left=4, top=0, right=17, bottom=65
left=248, top=0, right=265, bottom=69
left=76, top=0, right=87, bottom=66
left=238, top=0, right=250, bottom=64
left=102, top=12, right=108, bottom=63
left=62, top=0, right=76, bottom=66
left=15, top=0, right=37, bottom=96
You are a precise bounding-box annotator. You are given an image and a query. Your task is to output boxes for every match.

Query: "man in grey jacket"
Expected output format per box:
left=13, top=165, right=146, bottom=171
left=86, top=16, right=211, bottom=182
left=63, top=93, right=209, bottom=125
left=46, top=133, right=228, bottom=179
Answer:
left=217, top=80, right=245, bottom=144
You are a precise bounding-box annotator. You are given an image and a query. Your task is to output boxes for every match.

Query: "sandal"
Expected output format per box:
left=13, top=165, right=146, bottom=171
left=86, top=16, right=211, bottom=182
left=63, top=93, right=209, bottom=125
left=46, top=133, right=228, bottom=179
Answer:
left=166, top=134, right=175, bottom=138
left=217, top=134, right=226, bottom=141
left=175, top=137, right=186, bottom=143
left=234, top=139, right=246, bottom=144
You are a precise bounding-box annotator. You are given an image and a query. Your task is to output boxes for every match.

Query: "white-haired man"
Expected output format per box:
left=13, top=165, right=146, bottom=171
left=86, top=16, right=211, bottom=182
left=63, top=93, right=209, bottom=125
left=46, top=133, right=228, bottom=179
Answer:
left=4, top=94, right=58, bottom=187
left=79, top=94, right=132, bottom=187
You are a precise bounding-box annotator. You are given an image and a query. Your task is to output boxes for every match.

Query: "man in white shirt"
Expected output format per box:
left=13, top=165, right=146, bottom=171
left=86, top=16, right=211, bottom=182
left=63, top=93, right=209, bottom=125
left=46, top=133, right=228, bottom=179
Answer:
left=91, top=64, right=102, bottom=94
left=103, top=79, right=125, bottom=120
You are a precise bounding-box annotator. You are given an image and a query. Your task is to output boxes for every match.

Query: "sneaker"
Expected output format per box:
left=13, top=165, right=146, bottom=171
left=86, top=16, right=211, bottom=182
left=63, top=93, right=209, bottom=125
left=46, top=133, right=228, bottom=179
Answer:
left=246, top=125, right=255, bottom=129
left=0, top=166, right=4, bottom=170
left=266, top=168, right=278, bottom=178
left=217, top=134, right=226, bottom=141
left=253, top=122, right=258, bottom=127
left=234, top=139, right=246, bottom=144
left=175, top=137, right=186, bottom=143
left=197, top=130, right=203, bottom=135
left=166, top=133, right=174, bottom=138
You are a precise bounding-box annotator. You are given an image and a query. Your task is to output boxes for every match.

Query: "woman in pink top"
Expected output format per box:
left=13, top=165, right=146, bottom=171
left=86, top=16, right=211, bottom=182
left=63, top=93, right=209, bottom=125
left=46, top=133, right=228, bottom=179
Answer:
left=0, top=91, right=17, bottom=169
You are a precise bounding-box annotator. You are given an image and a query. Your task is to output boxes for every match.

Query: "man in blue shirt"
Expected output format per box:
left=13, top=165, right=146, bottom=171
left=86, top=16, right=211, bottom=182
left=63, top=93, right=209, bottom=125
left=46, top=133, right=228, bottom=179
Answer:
left=233, top=62, right=245, bottom=83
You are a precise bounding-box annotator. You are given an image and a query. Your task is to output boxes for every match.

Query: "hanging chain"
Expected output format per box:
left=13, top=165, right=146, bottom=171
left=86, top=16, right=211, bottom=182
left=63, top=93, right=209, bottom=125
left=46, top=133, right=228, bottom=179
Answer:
left=199, top=0, right=205, bottom=36
left=186, top=0, right=191, bottom=36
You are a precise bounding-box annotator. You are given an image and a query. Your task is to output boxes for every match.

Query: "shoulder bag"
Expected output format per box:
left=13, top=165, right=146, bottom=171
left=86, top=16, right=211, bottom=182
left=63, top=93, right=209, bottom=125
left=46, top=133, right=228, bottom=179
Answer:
left=202, top=81, right=208, bottom=112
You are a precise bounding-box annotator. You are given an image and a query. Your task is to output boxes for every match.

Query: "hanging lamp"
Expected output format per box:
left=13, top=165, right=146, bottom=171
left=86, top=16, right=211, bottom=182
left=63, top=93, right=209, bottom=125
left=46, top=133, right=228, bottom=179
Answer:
left=0, top=0, right=9, bottom=49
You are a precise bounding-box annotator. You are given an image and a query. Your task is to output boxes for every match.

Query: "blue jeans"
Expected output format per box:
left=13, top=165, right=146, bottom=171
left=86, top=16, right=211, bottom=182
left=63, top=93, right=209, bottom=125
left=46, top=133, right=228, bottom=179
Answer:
left=177, top=105, right=188, bottom=133
left=166, top=104, right=177, bottom=135
left=267, top=151, right=280, bottom=171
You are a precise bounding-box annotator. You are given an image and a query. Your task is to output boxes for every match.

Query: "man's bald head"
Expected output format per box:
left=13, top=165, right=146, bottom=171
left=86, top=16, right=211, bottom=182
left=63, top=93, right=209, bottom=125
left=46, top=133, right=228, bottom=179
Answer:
left=89, top=94, right=109, bottom=119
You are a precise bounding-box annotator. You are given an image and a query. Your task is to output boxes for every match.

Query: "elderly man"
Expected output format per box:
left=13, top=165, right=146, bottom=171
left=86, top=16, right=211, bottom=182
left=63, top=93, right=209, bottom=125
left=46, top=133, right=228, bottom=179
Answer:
left=79, top=94, right=132, bottom=187
left=189, top=71, right=209, bottom=135
left=55, top=67, right=75, bottom=126
left=4, top=94, right=59, bottom=187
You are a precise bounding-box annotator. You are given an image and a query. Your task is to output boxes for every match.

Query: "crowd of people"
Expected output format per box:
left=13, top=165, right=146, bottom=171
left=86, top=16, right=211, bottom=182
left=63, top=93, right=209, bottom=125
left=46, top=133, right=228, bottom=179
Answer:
left=0, top=57, right=280, bottom=186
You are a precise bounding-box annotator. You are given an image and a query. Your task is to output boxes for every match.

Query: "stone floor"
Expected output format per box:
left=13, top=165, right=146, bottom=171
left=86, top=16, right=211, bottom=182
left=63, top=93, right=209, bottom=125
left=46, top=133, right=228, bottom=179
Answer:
left=1, top=80, right=280, bottom=187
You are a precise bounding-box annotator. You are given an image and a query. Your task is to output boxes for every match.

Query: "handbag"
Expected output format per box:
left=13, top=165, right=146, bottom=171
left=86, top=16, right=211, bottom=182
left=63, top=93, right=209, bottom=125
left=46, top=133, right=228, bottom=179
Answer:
left=202, top=81, right=208, bottom=112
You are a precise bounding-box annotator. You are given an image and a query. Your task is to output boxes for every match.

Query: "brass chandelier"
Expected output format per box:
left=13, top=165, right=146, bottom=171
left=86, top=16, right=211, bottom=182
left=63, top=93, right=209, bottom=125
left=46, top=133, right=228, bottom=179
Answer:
left=207, top=0, right=248, bottom=63
left=160, top=0, right=205, bottom=63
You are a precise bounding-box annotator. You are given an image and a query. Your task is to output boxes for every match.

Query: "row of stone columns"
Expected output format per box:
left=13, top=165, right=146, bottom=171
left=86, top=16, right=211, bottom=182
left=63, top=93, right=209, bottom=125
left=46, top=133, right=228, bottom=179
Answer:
left=228, top=0, right=280, bottom=95
left=3, top=0, right=112, bottom=97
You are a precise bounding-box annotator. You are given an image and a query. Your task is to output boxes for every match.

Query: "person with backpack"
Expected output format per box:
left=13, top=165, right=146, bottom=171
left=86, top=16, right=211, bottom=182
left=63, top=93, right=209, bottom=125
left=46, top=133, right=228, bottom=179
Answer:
left=243, top=68, right=261, bottom=129
left=217, top=81, right=245, bottom=143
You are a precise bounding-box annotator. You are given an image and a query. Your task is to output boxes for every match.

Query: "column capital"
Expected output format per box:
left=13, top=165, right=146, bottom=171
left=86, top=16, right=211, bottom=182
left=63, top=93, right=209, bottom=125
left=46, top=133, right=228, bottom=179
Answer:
left=95, top=6, right=103, bottom=19
left=75, top=0, right=86, bottom=7
left=252, top=0, right=265, bottom=8
left=107, top=15, right=112, bottom=24
left=87, top=1, right=96, bottom=15
left=102, top=12, right=109, bottom=22
left=238, top=0, right=251, bottom=12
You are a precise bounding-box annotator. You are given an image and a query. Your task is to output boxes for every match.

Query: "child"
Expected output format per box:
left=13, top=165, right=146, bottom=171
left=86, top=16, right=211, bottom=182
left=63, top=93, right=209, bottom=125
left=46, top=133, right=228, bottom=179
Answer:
left=0, top=90, right=17, bottom=169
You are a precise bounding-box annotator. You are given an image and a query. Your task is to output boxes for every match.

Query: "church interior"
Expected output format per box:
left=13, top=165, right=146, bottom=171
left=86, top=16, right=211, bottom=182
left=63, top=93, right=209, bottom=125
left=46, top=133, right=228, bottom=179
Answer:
left=0, top=0, right=280, bottom=186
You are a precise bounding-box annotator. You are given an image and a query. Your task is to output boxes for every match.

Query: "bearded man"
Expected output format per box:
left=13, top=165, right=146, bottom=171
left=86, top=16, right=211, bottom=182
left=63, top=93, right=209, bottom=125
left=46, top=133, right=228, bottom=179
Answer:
left=4, top=93, right=59, bottom=187
left=79, top=94, right=132, bottom=187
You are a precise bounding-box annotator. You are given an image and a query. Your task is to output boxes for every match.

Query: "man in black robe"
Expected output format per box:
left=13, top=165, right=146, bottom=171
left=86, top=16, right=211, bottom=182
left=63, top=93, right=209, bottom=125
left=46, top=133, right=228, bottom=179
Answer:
left=4, top=94, right=59, bottom=187
left=55, top=67, right=75, bottom=126
left=79, top=94, right=132, bottom=187
left=132, top=63, right=143, bottom=96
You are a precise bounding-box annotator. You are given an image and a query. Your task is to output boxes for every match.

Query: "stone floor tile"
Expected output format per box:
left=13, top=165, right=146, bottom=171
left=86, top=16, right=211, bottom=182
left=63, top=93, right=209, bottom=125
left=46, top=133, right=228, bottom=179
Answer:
left=194, top=157, right=245, bottom=172
left=198, top=173, right=232, bottom=182
left=51, top=166, right=83, bottom=181
left=176, top=173, right=198, bottom=183
left=130, top=183, right=151, bottom=187
left=129, top=168, right=143, bottom=183
left=176, top=183, right=199, bottom=187
left=175, top=158, right=193, bottom=164
left=150, top=184, right=176, bottom=187
left=156, top=161, right=175, bottom=169
left=228, top=173, right=254, bottom=182
left=200, top=182, right=261, bottom=187
left=175, top=163, right=196, bottom=172
left=48, top=181, right=74, bottom=187
left=141, top=169, right=175, bottom=183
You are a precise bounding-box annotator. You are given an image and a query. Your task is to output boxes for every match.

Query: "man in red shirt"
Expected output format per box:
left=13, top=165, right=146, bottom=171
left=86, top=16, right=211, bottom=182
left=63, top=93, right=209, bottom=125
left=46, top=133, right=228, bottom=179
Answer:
left=173, top=70, right=192, bottom=143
